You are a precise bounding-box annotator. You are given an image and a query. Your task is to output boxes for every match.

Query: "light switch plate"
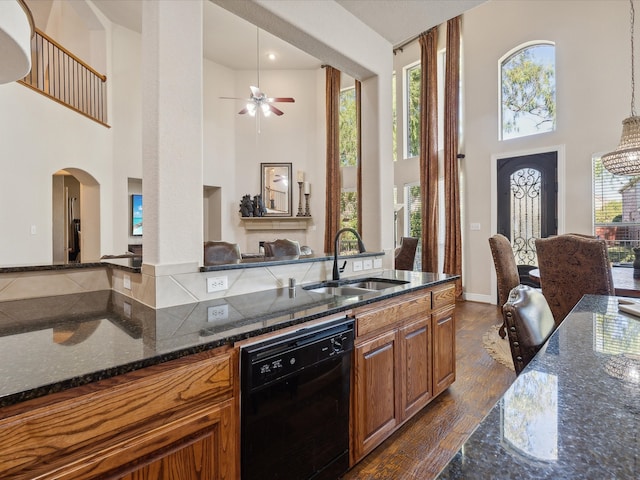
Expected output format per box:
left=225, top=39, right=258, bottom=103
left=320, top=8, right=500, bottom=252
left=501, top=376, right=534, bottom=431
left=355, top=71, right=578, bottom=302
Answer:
left=123, top=274, right=131, bottom=290
left=353, top=260, right=363, bottom=271
left=363, top=259, right=373, bottom=270
left=374, top=258, right=383, bottom=269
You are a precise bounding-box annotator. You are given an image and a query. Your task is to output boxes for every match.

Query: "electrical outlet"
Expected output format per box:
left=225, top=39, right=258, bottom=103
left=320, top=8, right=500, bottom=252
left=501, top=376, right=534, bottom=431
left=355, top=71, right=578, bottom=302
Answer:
left=363, top=259, right=373, bottom=270
left=353, top=260, right=363, bottom=272
left=123, top=274, right=131, bottom=290
left=207, top=305, right=228, bottom=322
left=374, top=258, right=382, bottom=269
left=207, top=276, right=228, bottom=293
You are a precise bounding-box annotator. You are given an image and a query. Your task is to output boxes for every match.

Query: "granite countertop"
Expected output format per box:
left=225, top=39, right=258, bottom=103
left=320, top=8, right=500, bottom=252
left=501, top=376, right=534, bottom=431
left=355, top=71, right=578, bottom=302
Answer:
left=437, top=294, right=640, bottom=479
left=0, top=270, right=456, bottom=408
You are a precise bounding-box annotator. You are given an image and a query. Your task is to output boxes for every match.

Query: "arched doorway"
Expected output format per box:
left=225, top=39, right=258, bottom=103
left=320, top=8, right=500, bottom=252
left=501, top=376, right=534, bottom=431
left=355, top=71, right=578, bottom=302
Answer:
left=52, top=169, right=100, bottom=263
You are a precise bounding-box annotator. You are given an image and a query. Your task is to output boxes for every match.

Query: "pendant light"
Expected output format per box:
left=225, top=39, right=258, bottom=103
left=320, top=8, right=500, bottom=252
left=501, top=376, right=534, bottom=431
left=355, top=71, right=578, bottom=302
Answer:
left=602, top=0, right=640, bottom=175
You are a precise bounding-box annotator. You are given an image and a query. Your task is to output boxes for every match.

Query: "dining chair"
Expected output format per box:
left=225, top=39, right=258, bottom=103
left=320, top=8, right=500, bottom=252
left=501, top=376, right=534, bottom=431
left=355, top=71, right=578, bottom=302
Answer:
left=263, top=239, right=301, bottom=257
left=534, top=234, right=614, bottom=325
left=502, top=284, right=556, bottom=375
left=488, top=234, right=521, bottom=338
left=394, top=236, right=418, bottom=271
left=203, top=241, right=242, bottom=265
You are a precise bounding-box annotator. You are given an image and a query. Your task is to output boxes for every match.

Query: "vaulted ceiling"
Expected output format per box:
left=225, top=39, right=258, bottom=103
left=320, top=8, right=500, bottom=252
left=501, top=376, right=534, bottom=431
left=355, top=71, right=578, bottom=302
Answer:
left=90, top=0, right=485, bottom=72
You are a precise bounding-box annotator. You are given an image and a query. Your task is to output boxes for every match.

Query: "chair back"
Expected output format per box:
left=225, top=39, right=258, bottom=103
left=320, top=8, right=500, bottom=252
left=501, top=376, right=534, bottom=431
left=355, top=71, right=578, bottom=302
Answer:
left=394, top=237, right=418, bottom=270
left=534, top=234, right=614, bottom=324
left=263, top=239, right=301, bottom=257
left=203, top=241, right=241, bottom=265
left=503, top=284, right=556, bottom=375
left=488, top=234, right=520, bottom=306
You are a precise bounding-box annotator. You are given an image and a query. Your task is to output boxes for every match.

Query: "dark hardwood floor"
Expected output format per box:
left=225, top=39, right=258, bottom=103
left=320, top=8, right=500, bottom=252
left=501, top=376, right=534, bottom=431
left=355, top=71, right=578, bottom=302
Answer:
left=343, top=300, right=516, bottom=480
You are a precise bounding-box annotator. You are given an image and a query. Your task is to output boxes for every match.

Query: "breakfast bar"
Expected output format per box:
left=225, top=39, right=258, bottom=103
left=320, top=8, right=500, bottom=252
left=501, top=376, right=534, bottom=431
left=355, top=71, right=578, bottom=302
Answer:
left=437, top=294, right=640, bottom=479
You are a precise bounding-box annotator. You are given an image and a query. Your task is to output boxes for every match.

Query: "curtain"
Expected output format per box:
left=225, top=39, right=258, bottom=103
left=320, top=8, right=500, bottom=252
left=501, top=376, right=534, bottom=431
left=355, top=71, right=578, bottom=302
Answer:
left=444, top=16, right=463, bottom=297
left=419, top=27, right=439, bottom=273
left=324, top=66, right=341, bottom=253
left=356, top=80, right=362, bottom=235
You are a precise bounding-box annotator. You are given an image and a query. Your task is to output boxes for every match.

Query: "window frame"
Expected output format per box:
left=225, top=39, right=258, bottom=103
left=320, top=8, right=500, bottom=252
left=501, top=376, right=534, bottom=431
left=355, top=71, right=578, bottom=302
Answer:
left=403, top=61, right=421, bottom=160
left=498, top=41, right=556, bottom=141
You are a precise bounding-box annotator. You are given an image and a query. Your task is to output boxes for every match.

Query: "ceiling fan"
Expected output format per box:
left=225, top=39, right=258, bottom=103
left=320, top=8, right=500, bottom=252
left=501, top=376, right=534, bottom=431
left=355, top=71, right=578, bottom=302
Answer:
left=220, top=27, right=295, bottom=118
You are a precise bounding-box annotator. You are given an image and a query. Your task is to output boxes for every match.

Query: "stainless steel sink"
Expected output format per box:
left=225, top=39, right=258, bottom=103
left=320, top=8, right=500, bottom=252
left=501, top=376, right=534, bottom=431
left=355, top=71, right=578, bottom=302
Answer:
left=347, top=279, right=409, bottom=290
left=304, top=278, right=409, bottom=296
left=306, top=286, right=375, bottom=296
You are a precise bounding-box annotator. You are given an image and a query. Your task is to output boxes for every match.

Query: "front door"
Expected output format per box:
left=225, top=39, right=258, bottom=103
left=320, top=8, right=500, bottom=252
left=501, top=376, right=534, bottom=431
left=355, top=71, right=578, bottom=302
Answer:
left=497, top=151, right=558, bottom=282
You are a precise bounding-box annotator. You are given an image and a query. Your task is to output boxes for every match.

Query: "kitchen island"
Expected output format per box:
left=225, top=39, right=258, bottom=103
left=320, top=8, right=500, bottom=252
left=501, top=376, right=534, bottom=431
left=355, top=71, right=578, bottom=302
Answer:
left=437, top=294, right=640, bottom=479
left=0, top=269, right=457, bottom=480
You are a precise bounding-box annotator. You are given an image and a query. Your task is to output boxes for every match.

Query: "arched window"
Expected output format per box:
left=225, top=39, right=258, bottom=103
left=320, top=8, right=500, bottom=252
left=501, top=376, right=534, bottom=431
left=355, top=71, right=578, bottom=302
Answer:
left=500, top=42, right=556, bottom=140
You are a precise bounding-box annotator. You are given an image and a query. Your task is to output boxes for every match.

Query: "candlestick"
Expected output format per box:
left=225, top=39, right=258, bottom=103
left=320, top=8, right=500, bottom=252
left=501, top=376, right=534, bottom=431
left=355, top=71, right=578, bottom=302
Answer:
left=304, top=181, right=310, bottom=194
left=304, top=193, right=311, bottom=216
left=297, top=170, right=304, bottom=182
left=296, top=181, right=305, bottom=216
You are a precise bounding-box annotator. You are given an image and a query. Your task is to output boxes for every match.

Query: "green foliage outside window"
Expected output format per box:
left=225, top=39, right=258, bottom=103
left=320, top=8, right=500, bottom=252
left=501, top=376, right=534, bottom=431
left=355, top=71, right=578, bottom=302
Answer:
left=406, top=65, right=421, bottom=158
left=339, top=88, right=357, bottom=167
left=501, top=44, right=555, bottom=139
left=408, top=185, right=422, bottom=238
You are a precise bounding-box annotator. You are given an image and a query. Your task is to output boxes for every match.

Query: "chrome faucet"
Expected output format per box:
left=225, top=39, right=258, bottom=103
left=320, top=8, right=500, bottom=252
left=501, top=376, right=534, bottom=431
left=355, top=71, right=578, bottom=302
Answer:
left=333, top=227, right=366, bottom=281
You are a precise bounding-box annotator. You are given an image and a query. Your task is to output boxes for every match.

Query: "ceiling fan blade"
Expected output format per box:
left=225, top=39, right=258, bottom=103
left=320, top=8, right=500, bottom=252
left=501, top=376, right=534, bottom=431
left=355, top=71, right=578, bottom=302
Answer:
left=268, top=104, right=285, bottom=116
left=219, top=96, right=244, bottom=100
left=268, top=97, right=295, bottom=103
left=238, top=107, right=249, bottom=115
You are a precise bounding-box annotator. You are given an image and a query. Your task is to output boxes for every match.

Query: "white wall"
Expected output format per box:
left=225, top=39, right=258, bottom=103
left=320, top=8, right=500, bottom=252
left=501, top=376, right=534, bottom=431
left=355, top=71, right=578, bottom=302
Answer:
left=0, top=82, right=113, bottom=266
left=462, top=0, right=629, bottom=302
left=231, top=68, right=323, bottom=254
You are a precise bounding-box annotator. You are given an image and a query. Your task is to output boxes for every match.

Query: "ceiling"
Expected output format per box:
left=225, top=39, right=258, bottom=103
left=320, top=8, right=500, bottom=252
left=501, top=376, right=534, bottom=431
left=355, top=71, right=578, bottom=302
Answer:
left=90, top=0, right=485, bottom=71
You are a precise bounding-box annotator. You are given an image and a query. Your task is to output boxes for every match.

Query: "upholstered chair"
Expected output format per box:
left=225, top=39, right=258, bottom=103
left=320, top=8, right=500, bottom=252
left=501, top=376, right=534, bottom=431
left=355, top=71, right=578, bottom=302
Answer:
left=535, top=234, right=614, bottom=325
left=203, top=241, right=242, bottom=265
left=394, top=237, right=418, bottom=271
left=503, top=284, right=556, bottom=375
left=263, top=239, right=301, bottom=257
left=488, top=234, right=521, bottom=338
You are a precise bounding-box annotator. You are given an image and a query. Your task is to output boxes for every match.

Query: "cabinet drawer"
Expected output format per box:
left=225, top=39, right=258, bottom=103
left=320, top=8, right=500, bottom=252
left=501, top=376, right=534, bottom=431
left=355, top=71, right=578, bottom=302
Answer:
left=356, top=292, right=431, bottom=338
left=432, top=284, right=455, bottom=310
left=0, top=347, right=236, bottom=479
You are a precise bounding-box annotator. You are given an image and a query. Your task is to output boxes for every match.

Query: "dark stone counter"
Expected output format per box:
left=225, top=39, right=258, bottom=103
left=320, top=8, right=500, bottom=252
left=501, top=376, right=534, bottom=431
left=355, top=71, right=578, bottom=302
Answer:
left=437, top=294, right=640, bottom=479
left=0, top=270, right=456, bottom=408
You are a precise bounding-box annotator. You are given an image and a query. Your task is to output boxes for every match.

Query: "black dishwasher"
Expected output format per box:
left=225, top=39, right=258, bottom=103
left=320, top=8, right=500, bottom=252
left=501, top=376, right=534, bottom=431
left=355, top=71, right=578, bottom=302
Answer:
left=241, top=318, right=354, bottom=480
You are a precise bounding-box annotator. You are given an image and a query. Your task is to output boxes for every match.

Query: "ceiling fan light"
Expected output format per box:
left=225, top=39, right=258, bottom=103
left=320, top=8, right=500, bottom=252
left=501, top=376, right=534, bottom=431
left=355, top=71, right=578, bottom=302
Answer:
left=602, top=116, right=640, bottom=175
left=246, top=102, right=256, bottom=115
left=261, top=103, right=271, bottom=116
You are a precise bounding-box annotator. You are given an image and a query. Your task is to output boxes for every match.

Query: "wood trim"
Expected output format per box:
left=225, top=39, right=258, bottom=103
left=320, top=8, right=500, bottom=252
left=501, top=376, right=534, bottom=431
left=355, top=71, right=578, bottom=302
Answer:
left=34, top=28, right=107, bottom=81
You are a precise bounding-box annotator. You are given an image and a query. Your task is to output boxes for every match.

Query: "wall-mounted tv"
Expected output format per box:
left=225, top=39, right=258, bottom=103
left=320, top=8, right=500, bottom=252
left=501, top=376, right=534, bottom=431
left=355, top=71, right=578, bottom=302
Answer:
left=131, top=194, right=143, bottom=236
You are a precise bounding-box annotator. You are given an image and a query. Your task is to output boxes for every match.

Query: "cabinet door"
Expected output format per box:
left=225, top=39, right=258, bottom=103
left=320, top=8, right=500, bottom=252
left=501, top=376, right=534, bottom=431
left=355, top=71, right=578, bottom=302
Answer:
left=117, top=399, right=237, bottom=480
left=353, top=329, right=399, bottom=462
left=399, top=316, right=432, bottom=420
left=433, top=306, right=456, bottom=395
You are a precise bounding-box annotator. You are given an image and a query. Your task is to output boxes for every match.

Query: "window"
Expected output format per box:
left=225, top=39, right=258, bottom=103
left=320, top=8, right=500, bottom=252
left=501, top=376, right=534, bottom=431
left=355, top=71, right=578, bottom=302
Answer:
left=392, top=72, right=397, bottom=161
left=405, top=63, right=421, bottom=158
left=500, top=43, right=556, bottom=140
left=339, top=87, right=357, bottom=167
left=593, top=156, right=640, bottom=264
left=339, top=84, right=358, bottom=231
left=405, top=184, right=422, bottom=271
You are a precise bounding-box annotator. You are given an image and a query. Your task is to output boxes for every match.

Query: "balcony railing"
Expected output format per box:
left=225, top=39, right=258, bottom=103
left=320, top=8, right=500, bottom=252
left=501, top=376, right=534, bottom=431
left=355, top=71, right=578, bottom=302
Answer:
left=18, top=28, right=108, bottom=126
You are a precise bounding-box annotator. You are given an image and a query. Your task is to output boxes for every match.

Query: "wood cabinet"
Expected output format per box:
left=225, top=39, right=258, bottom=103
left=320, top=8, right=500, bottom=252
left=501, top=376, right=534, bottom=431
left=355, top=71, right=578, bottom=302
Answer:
left=0, top=347, right=238, bottom=480
left=351, top=282, right=456, bottom=464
